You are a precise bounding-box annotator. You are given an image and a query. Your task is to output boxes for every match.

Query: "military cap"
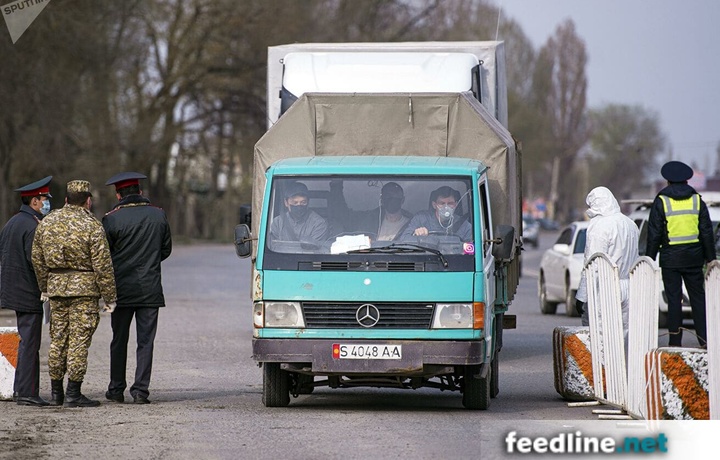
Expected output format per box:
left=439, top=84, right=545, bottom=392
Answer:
left=284, top=181, right=309, bottom=199
left=67, top=180, right=92, bottom=195
left=105, top=171, right=147, bottom=190
left=661, top=161, right=694, bottom=183
left=14, top=176, right=52, bottom=197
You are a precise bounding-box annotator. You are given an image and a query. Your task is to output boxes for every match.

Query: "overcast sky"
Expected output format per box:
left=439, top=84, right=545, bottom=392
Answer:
left=495, top=0, right=720, bottom=176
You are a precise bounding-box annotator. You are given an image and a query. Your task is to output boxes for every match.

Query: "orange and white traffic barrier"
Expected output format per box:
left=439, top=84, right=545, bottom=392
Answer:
left=553, top=326, right=595, bottom=401
left=0, top=327, right=20, bottom=400
left=645, top=347, right=709, bottom=420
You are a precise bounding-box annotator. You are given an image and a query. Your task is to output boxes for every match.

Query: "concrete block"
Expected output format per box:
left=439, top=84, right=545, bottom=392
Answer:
left=645, top=347, right=709, bottom=420
left=553, top=326, right=595, bottom=401
left=0, top=327, right=20, bottom=400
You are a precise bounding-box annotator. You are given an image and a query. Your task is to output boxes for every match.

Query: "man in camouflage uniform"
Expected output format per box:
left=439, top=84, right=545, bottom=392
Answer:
left=31, top=180, right=117, bottom=408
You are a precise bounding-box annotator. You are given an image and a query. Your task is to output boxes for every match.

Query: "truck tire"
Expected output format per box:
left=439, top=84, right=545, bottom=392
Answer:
left=565, top=287, right=579, bottom=317
left=539, top=274, right=558, bottom=314
left=262, top=363, right=290, bottom=407
left=462, top=365, right=491, bottom=410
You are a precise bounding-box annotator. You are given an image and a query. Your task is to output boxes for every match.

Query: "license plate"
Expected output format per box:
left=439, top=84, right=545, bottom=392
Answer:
left=332, top=343, right=402, bottom=360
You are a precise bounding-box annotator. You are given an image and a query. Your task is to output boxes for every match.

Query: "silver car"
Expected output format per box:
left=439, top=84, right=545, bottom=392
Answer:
left=538, top=221, right=588, bottom=317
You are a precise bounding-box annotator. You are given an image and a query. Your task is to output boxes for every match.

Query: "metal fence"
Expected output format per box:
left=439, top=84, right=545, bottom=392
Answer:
left=707, top=260, right=720, bottom=420
left=585, top=252, right=627, bottom=409
left=626, top=257, right=660, bottom=419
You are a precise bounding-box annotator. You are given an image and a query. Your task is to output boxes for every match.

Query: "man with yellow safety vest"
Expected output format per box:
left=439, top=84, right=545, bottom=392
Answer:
left=646, top=160, right=716, bottom=347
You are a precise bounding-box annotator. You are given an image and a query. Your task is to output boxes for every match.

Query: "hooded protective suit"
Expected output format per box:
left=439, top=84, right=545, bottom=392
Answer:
left=575, top=187, right=640, bottom=335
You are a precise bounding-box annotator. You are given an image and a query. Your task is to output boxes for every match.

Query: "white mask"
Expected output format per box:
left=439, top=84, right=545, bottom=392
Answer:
left=40, top=199, right=51, bottom=215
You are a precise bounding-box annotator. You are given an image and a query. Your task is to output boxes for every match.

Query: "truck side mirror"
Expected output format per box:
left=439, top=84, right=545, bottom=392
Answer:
left=234, top=224, right=252, bottom=258
left=492, top=225, right=515, bottom=262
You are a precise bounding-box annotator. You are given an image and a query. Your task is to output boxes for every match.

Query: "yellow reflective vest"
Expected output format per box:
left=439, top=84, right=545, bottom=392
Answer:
left=660, top=194, right=700, bottom=245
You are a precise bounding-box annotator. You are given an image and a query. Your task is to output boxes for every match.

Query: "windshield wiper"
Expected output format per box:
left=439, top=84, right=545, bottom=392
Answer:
left=347, top=243, right=448, bottom=268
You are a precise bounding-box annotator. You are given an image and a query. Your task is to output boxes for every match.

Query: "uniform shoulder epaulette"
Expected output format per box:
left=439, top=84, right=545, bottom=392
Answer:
left=104, top=208, right=121, bottom=217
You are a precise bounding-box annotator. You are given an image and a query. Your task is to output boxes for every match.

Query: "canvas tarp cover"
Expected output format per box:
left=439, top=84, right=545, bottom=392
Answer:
left=253, top=92, right=520, bottom=243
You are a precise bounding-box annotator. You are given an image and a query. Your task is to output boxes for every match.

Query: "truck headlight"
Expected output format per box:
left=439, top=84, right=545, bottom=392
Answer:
left=432, top=303, right=473, bottom=329
left=264, top=302, right=305, bottom=328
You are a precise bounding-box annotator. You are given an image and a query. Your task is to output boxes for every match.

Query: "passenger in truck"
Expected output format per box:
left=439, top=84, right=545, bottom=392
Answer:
left=269, top=182, right=328, bottom=245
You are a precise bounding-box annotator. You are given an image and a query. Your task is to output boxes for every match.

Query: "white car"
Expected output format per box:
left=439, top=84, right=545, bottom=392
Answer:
left=538, top=221, right=588, bottom=317
left=626, top=198, right=720, bottom=327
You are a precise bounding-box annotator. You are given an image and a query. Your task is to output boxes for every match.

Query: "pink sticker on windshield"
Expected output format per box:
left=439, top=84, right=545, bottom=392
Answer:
left=463, top=242, right=475, bottom=255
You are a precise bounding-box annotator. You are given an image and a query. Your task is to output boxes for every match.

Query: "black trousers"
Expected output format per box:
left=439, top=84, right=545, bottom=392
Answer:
left=108, top=307, right=159, bottom=398
left=662, top=266, right=707, bottom=346
left=14, top=311, right=43, bottom=397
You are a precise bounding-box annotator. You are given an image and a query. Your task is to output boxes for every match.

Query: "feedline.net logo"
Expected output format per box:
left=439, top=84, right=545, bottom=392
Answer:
left=2, top=0, right=50, bottom=44
left=505, top=431, right=669, bottom=455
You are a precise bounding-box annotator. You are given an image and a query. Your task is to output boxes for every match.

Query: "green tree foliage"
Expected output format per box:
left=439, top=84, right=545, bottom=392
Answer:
left=587, top=104, right=666, bottom=198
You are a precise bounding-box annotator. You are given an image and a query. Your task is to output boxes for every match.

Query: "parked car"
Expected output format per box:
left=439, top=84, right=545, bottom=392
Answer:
left=625, top=198, right=720, bottom=327
left=537, top=217, right=560, bottom=231
left=522, top=215, right=540, bottom=248
left=538, top=221, right=588, bottom=317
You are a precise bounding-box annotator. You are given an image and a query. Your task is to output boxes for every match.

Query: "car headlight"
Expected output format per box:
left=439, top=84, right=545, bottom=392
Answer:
left=263, top=302, right=305, bottom=328
left=432, top=303, right=473, bottom=329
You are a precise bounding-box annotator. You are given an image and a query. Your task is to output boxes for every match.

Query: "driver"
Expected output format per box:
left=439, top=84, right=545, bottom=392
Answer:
left=269, top=182, right=328, bottom=244
left=400, top=186, right=472, bottom=241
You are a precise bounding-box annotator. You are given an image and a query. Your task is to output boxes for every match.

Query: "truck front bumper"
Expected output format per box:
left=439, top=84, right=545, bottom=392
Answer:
left=253, top=338, right=486, bottom=373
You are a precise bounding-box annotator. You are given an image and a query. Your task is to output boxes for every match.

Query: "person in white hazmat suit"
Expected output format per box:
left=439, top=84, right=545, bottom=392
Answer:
left=575, top=187, right=640, bottom=351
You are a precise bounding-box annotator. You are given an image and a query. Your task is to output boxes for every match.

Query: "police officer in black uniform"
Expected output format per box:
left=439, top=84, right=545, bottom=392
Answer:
left=102, top=172, right=172, bottom=404
left=646, top=161, right=716, bottom=347
left=0, top=176, right=53, bottom=406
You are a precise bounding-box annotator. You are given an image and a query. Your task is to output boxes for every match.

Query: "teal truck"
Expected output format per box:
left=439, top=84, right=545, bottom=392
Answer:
left=234, top=43, right=522, bottom=410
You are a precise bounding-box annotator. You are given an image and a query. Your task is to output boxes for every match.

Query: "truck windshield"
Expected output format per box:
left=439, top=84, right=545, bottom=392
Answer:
left=264, top=176, right=475, bottom=259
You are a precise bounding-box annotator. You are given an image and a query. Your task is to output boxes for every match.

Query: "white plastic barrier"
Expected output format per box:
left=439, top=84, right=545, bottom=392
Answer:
left=706, top=260, right=720, bottom=420
left=626, top=256, right=660, bottom=419
left=585, top=253, right=627, bottom=409
left=0, top=327, right=20, bottom=400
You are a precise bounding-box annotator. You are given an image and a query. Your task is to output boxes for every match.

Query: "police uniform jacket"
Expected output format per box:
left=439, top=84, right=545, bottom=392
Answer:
left=645, top=183, right=716, bottom=268
left=31, top=204, right=117, bottom=302
left=102, top=195, right=172, bottom=308
left=0, top=205, right=44, bottom=313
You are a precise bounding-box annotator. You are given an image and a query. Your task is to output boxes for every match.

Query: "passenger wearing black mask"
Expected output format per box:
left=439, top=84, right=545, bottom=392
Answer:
left=269, top=182, right=328, bottom=244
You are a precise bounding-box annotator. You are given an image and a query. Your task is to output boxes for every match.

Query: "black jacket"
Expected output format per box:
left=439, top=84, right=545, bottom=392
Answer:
left=102, top=195, right=172, bottom=308
left=0, top=205, right=44, bottom=313
left=645, top=183, right=716, bottom=268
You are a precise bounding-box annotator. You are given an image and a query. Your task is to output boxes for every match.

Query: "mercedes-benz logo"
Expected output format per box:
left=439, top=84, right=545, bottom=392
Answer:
left=356, top=304, right=380, bottom=328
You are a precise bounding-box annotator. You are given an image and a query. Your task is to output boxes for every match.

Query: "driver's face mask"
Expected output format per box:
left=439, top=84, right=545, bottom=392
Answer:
left=437, top=204, right=455, bottom=221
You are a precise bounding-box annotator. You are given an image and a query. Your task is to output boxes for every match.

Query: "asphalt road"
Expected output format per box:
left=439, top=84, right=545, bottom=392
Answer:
left=0, top=236, right=636, bottom=459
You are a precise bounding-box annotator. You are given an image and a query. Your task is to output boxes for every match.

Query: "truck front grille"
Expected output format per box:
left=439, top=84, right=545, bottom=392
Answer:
left=302, top=302, right=434, bottom=328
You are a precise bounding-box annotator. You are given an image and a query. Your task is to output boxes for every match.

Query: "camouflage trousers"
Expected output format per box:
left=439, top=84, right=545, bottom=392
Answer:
left=48, top=297, right=100, bottom=382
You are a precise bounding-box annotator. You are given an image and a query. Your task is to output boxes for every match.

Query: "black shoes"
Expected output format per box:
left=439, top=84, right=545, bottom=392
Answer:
left=105, top=391, right=125, bottom=403
left=132, top=394, right=150, bottom=404
left=50, top=379, right=64, bottom=406
left=64, top=380, right=100, bottom=408
left=16, top=395, right=50, bottom=407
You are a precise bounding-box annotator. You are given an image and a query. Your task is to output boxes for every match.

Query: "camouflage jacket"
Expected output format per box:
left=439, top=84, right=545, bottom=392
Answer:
left=32, top=204, right=117, bottom=302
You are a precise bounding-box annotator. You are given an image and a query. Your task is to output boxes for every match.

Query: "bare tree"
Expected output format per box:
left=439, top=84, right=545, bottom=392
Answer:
left=531, top=19, right=589, bottom=222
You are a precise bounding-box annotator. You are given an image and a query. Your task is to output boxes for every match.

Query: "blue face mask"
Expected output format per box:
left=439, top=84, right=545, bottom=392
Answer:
left=40, top=199, right=51, bottom=215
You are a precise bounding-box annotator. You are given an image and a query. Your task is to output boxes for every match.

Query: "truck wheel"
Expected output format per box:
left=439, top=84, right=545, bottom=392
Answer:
left=539, top=274, right=558, bottom=314
left=262, top=363, right=290, bottom=407
left=462, top=365, right=491, bottom=410
left=565, top=287, right=579, bottom=317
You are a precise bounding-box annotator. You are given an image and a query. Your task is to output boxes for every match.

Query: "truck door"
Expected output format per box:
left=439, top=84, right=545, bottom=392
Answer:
left=478, top=180, right=495, bottom=306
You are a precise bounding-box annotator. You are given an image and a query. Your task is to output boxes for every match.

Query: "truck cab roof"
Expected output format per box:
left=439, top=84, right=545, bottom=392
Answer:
left=269, top=156, right=488, bottom=176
